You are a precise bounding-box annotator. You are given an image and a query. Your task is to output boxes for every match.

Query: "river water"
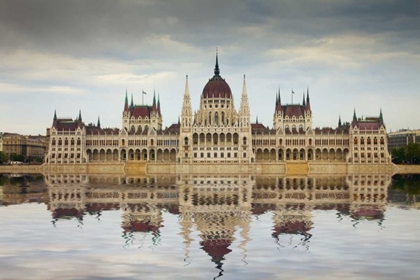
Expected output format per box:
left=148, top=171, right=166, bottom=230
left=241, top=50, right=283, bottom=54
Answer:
left=0, top=173, right=419, bottom=280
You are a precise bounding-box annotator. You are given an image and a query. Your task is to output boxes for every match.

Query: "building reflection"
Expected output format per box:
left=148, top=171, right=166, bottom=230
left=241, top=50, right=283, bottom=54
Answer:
left=40, top=173, right=392, bottom=273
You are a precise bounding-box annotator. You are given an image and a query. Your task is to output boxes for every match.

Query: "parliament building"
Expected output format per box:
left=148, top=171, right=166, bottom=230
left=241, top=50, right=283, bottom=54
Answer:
left=45, top=54, right=391, bottom=167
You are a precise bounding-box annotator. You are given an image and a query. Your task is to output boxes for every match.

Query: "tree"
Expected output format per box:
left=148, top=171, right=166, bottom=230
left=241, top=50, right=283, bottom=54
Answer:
left=406, top=143, right=420, bottom=164
left=9, top=153, right=25, bottom=162
left=0, top=151, right=6, bottom=164
left=391, top=147, right=406, bottom=164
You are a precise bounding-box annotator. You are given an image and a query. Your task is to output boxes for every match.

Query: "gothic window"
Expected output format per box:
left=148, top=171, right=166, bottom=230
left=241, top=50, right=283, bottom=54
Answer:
left=380, top=137, right=384, bottom=145
left=193, top=134, right=198, bottom=145
left=184, top=137, right=189, bottom=145
left=209, top=112, right=212, bottom=125
left=361, top=137, right=365, bottom=145
left=64, top=138, right=68, bottom=145
left=374, top=137, right=377, bottom=145
left=279, top=139, right=283, bottom=145
left=71, top=138, right=75, bottom=145
left=138, top=125, right=142, bottom=133
left=309, top=139, right=312, bottom=145
left=233, top=133, right=239, bottom=145
left=215, top=112, right=219, bottom=125
left=222, top=112, right=225, bottom=125
left=77, top=138, right=81, bottom=145
left=354, top=137, right=358, bottom=145
left=52, top=138, right=56, bottom=145
left=243, top=137, right=247, bottom=145
left=367, top=137, right=371, bottom=144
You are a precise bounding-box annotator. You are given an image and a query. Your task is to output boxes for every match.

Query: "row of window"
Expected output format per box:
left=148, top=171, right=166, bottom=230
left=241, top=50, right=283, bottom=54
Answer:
left=52, top=138, right=81, bottom=146
left=354, top=137, right=385, bottom=145
left=188, top=152, right=244, bottom=158
left=354, top=152, right=385, bottom=158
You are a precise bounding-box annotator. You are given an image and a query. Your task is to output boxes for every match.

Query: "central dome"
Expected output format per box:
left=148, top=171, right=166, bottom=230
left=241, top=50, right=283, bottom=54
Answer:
left=202, top=53, right=232, bottom=99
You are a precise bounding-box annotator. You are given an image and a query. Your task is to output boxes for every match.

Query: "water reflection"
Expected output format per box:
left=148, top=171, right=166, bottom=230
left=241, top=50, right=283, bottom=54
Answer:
left=2, top=173, right=420, bottom=279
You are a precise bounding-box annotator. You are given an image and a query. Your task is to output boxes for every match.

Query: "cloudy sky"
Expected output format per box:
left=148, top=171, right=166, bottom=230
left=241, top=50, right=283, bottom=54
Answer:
left=0, top=0, right=419, bottom=135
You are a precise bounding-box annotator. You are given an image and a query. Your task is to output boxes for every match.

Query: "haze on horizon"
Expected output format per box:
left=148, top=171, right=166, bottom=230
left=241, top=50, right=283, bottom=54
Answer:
left=0, top=0, right=419, bottom=135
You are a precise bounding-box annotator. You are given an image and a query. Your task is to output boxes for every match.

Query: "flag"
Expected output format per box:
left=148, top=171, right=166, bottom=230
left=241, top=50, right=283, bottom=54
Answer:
left=292, top=90, right=295, bottom=94
left=142, top=90, right=147, bottom=95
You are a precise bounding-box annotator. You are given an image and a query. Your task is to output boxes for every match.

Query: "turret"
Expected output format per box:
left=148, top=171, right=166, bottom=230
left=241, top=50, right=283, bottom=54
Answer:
left=130, top=93, right=134, bottom=108
left=157, top=94, right=161, bottom=116
left=305, top=88, right=311, bottom=111
left=338, top=115, right=342, bottom=127
left=353, top=109, right=357, bottom=122
left=97, top=116, right=101, bottom=128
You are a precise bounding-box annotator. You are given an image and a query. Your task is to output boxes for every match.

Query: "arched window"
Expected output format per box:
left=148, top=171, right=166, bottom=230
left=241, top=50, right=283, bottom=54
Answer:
left=367, top=137, right=371, bottom=144
left=361, top=137, right=365, bottom=145
left=285, top=125, right=289, bottom=130
left=309, top=139, right=312, bottom=145
left=209, top=112, right=212, bottom=125
left=221, top=112, right=225, bottom=125
left=122, top=139, right=125, bottom=146
left=64, top=138, right=68, bottom=145
left=215, top=112, right=219, bottom=125
left=77, top=138, right=81, bottom=145
left=71, top=138, right=75, bottom=145
left=380, top=137, right=384, bottom=145
left=354, top=137, right=358, bottom=145
left=52, top=138, right=56, bottom=145
left=243, top=137, right=247, bottom=145
left=184, top=137, right=189, bottom=145
left=138, top=125, right=142, bottom=133
left=279, top=139, right=283, bottom=145
left=374, top=137, right=377, bottom=145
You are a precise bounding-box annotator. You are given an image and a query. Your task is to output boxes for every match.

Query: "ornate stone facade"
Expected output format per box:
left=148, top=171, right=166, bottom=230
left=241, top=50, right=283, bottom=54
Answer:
left=44, top=54, right=391, bottom=167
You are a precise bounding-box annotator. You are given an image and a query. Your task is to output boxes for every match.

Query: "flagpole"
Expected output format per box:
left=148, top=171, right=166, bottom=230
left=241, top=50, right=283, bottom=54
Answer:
left=291, top=89, right=293, bottom=104
left=142, top=90, right=144, bottom=105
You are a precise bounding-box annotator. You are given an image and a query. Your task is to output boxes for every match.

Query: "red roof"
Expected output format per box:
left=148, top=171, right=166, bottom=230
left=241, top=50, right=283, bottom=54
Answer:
left=272, top=221, right=312, bottom=236
left=200, top=239, right=232, bottom=262
left=251, top=123, right=270, bottom=134
left=283, top=105, right=305, bottom=117
left=122, top=221, right=161, bottom=232
left=53, top=119, right=82, bottom=131
left=131, top=106, right=152, bottom=118
left=202, top=76, right=232, bottom=99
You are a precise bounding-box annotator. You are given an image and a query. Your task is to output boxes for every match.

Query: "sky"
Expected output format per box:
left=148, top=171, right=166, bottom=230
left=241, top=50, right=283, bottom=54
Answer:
left=0, top=0, right=419, bottom=135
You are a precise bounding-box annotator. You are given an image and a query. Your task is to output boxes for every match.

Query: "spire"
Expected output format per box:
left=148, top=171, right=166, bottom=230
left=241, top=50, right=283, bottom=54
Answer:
left=353, top=108, right=357, bottom=121
left=152, top=90, right=157, bottom=111
left=305, top=87, right=311, bottom=111
left=302, top=91, right=306, bottom=106
left=130, top=93, right=134, bottom=108
left=157, top=93, right=161, bottom=115
left=178, top=116, right=180, bottom=124
left=181, top=75, right=193, bottom=127
left=124, top=89, right=129, bottom=111
left=239, top=75, right=250, bottom=127
left=53, top=110, right=57, bottom=121
left=78, top=109, right=82, bottom=121
left=214, top=48, right=220, bottom=76
left=97, top=116, right=101, bottom=128
left=256, top=116, right=258, bottom=124
left=379, top=108, right=383, bottom=121
left=338, top=115, right=342, bottom=127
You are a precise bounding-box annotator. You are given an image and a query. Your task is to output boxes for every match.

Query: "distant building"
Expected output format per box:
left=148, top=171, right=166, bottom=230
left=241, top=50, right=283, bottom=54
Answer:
left=388, top=129, right=420, bottom=151
left=45, top=53, right=391, bottom=165
left=1, top=132, right=48, bottom=161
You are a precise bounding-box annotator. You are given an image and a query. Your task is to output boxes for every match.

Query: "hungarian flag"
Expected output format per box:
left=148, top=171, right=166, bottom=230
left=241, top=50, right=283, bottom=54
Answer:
left=142, top=90, right=147, bottom=95
left=292, top=90, right=295, bottom=94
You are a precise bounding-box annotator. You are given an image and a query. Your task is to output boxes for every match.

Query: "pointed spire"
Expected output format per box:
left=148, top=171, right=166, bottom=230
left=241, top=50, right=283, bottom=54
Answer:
left=305, top=87, right=311, bottom=111
left=130, top=93, right=134, bottom=108
left=214, top=48, right=220, bottom=76
left=306, top=87, right=310, bottom=104
left=353, top=108, right=357, bottom=121
left=97, top=116, right=101, bottom=128
left=256, top=116, right=258, bottom=124
left=302, top=91, right=306, bottom=106
left=78, top=109, right=82, bottom=121
left=124, top=89, right=129, bottom=111
left=379, top=108, right=383, bottom=121
left=239, top=74, right=250, bottom=127
left=338, top=115, right=342, bottom=127
left=181, top=75, right=192, bottom=127
left=178, top=116, right=180, bottom=124
left=152, top=89, right=157, bottom=111
left=157, top=93, right=161, bottom=115
left=53, top=109, right=57, bottom=121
